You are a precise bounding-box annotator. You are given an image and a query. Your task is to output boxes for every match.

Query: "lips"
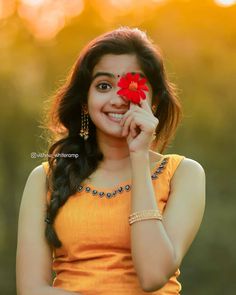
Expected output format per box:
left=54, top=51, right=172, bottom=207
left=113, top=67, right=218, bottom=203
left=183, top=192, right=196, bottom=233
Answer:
left=104, top=111, right=127, bottom=114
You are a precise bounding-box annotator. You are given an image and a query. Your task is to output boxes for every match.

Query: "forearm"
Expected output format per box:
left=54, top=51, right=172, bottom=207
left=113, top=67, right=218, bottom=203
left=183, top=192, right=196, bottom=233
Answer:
left=129, top=152, right=177, bottom=290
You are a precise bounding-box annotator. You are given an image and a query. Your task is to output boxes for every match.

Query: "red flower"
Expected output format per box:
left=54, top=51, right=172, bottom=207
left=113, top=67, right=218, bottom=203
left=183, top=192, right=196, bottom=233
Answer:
left=117, top=72, right=149, bottom=104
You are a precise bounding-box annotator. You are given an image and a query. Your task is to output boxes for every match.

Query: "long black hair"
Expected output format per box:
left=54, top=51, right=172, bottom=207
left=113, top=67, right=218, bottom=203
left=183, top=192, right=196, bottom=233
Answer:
left=42, top=26, right=182, bottom=248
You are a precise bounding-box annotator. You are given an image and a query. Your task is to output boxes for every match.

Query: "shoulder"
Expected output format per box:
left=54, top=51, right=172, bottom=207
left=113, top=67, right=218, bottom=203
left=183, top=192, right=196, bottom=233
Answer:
left=28, top=163, right=47, bottom=179
left=173, top=156, right=205, bottom=179
left=170, top=156, right=206, bottom=194
left=165, top=154, right=205, bottom=176
left=164, top=156, right=206, bottom=223
left=159, top=154, right=206, bottom=196
left=19, top=164, right=49, bottom=225
left=24, top=163, right=49, bottom=191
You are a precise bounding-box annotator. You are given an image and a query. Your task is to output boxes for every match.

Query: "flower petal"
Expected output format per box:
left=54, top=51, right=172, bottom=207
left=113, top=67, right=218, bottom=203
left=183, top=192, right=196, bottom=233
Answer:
left=118, top=77, right=129, bottom=88
left=117, top=89, right=127, bottom=96
left=138, top=77, right=147, bottom=85
left=139, top=84, right=149, bottom=91
left=133, top=73, right=140, bottom=82
left=117, top=88, right=131, bottom=99
left=139, top=90, right=146, bottom=99
left=131, top=91, right=141, bottom=104
left=126, top=72, right=133, bottom=81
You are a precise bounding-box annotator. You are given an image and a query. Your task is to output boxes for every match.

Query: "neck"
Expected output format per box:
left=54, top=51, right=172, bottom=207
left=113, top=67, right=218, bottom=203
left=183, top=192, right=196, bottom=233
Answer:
left=96, top=130, right=131, bottom=172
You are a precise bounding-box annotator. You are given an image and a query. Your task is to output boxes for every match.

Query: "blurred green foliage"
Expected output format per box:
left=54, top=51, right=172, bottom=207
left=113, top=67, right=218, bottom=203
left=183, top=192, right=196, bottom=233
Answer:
left=0, top=0, right=235, bottom=294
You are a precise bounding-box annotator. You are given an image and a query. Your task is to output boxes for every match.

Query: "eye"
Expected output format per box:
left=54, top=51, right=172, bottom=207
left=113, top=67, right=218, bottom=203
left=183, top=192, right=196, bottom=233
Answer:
left=96, top=82, right=112, bottom=91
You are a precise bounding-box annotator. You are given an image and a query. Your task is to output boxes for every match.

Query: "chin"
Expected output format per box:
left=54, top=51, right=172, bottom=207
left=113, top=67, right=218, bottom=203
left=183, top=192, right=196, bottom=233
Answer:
left=96, top=126, right=125, bottom=139
left=95, top=114, right=123, bottom=135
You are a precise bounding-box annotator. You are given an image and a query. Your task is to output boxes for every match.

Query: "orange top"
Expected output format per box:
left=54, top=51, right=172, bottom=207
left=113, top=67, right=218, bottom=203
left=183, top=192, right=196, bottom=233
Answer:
left=42, top=153, right=185, bottom=295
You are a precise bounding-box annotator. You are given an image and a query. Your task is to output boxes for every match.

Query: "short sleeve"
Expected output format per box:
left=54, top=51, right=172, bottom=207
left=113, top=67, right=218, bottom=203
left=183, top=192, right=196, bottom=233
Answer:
left=166, top=154, right=186, bottom=180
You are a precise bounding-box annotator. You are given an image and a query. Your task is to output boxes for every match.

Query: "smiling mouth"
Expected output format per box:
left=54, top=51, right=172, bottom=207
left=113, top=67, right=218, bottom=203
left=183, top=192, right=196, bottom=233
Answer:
left=104, top=112, right=125, bottom=122
left=106, top=114, right=123, bottom=122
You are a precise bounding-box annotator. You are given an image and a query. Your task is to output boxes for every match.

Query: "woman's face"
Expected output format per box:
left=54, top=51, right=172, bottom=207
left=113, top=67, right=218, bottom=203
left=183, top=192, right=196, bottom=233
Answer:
left=87, top=54, right=153, bottom=138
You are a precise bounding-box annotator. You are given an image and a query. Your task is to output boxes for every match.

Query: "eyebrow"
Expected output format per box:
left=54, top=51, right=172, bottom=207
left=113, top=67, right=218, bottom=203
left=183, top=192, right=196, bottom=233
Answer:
left=91, top=71, right=146, bottom=81
left=91, top=72, right=115, bottom=81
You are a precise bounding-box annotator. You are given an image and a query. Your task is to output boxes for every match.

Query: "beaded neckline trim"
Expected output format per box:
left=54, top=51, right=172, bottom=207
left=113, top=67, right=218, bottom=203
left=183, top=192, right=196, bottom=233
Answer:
left=76, top=157, right=170, bottom=199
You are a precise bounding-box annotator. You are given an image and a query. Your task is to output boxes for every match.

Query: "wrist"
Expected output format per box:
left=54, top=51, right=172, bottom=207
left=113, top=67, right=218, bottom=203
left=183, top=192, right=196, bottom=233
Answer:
left=130, top=151, right=150, bottom=168
left=130, top=151, right=149, bottom=160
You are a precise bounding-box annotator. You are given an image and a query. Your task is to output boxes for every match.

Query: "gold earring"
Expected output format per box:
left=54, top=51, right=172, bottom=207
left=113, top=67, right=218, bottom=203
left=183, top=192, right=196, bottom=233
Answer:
left=152, top=104, right=157, bottom=114
left=152, top=131, right=157, bottom=141
left=79, top=104, right=89, bottom=140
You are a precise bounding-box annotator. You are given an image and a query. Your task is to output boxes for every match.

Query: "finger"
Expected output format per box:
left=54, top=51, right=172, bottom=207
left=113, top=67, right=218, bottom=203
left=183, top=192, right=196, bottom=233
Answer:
left=120, top=106, right=139, bottom=126
left=121, top=113, right=134, bottom=137
left=129, top=101, right=140, bottom=111
left=129, top=113, right=156, bottom=134
left=139, top=98, right=153, bottom=114
left=119, top=109, right=132, bottom=126
left=130, top=119, right=139, bottom=138
left=128, top=100, right=151, bottom=118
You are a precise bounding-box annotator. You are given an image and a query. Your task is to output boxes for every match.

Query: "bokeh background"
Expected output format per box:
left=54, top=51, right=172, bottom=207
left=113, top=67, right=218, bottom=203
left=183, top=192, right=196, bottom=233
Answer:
left=1, top=0, right=236, bottom=294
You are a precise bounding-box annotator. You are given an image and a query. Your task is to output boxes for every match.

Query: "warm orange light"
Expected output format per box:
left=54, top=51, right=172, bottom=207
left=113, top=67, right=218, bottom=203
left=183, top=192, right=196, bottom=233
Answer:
left=0, top=0, right=15, bottom=19
left=21, top=0, right=46, bottom=7
left=151, top=0, right=167, bottom=3
left=17, top=0, right=84, bottom=40
left=109, top=0, right=167, bottom=8
left=110, top=0, right=133, bottom=9
left=214, top=0, right=236, bottom=6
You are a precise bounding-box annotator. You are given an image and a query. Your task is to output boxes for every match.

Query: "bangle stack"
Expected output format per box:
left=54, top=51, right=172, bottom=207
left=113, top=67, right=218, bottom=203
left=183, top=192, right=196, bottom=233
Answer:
left=128, top=209, right=162, bottom=225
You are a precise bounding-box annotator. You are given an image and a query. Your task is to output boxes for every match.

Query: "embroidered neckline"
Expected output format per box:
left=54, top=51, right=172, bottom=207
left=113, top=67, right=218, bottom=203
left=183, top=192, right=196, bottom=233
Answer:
left=76, top=156, right=170, bottom=199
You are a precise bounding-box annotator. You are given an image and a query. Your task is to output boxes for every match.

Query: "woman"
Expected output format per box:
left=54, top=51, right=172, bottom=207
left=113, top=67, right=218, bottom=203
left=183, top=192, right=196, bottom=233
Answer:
left=16, top=27, right=205, bottom=295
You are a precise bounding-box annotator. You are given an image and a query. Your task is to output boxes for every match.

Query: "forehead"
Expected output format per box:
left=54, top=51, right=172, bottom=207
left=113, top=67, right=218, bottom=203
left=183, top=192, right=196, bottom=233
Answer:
left=93, top=54, right=142, bottom=75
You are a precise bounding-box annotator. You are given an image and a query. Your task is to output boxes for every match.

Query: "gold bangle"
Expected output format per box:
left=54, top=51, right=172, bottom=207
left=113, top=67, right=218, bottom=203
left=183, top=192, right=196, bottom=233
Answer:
left=128, top=209, right=162, bottom=225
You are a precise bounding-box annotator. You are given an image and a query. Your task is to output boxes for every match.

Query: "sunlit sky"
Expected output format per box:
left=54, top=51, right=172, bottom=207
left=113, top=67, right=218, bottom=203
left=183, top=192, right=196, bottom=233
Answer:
left=0, top=0, right=235, bottom=40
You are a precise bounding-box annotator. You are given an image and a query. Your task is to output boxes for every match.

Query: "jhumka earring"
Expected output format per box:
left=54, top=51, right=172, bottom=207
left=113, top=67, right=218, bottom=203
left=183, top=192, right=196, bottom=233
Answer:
left=151, top=104, right=158, bottom=141
left=152, top=104, right=158, bottom=114
left=79, top=104, right=89, bottom=140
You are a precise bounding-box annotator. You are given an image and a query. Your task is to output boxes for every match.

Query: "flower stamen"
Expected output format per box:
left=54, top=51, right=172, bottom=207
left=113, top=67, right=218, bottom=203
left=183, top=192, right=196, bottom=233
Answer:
left=128, top=81, right=138, bottom=91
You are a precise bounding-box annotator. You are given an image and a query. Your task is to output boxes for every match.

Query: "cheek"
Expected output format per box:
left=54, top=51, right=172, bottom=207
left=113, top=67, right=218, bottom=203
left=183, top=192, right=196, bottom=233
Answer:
left=87, top=90, right=107, bottom=125
left=144, top=83, right=152, bottom=102
left=146, top=93, right=152, bottom=106
left=87, top=88, right=103, bottom=111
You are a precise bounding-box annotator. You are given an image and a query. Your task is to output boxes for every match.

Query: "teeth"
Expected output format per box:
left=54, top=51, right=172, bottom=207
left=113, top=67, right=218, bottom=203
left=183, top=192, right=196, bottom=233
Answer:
left=107, top=113, right=125, bottom=119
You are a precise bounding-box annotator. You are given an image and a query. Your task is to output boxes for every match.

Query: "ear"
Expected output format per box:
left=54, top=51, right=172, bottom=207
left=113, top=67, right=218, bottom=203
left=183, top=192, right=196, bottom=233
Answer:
left=82, top=103, right=89, bottom=114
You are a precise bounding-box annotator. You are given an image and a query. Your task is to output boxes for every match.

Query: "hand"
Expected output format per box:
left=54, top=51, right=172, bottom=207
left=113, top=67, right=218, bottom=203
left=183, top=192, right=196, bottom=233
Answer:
left=119, top=99, right=159, bottom=154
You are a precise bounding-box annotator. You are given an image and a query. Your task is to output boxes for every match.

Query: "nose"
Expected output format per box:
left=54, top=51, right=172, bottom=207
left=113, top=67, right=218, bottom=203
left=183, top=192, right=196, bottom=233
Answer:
left=110, top=92, right=129, bottom=107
